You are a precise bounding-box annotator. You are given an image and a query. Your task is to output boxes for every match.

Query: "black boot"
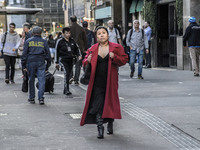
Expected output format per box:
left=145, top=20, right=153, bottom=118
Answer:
left=96, top=114, right=104, bottom=139
left=107, top=121, right=113, bottom=134
left=97, top=125, right=104, bottom=139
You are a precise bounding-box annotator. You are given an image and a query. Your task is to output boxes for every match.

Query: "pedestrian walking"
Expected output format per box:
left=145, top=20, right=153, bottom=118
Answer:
left=48, top=34, right=56, bottom=63
left=80, top=26, right=128, bottom=139
left=69, top=15, right=87, bottom=85
left=82, top=21, right=96, bottom=49
left=23, top=23, right=32, bottom=41
left=0, top=22, right=20, bottom=84
left=144, top=21, right=152, bottom=68
left=183, top=16, right=200, bottom=76
left=126, top=20, right=149, bottom=79
left=21, top=23, right=33, bottom=92
left=55, top=27, right=81, bottom=95
left=107, top=20, right=122, bottom=45
left=18, top=31, right=26, bottom=68
left=21, top=26, right=51, bottom=105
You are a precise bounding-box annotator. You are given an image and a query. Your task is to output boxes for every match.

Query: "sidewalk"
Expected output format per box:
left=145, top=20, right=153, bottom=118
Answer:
left=0, top=64, right=200, bottom=150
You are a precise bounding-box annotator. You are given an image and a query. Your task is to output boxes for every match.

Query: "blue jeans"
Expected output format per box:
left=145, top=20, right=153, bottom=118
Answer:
left=27, top=62, right=46, bottom=100
left=129, top=49, right=144, bottom=75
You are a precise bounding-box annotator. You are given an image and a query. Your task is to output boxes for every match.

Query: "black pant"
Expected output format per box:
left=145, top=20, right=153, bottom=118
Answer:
left=145, top=41, right=151, bottom=66
left=3, top=55, right=16, bottom=81
left=70, top=58, right=82, bottom=82
left=60, top=59, right=73, bottom=90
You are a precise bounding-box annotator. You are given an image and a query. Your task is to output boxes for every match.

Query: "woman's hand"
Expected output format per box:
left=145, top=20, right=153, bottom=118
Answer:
left=87, top=54, right=92, bottom=63
left=109, top=52, right=114, bottom=59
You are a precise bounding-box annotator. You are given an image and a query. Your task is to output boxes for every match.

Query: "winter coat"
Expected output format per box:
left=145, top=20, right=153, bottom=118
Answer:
left=70, top=23, right=87, bottom=53
left=80, top=42, right=128, bottom=126
left=183, top=22, right=200, bottom=47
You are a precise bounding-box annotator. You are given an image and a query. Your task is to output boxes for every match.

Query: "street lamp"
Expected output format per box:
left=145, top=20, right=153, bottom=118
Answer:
left=52, top=22, right=56, bottom=33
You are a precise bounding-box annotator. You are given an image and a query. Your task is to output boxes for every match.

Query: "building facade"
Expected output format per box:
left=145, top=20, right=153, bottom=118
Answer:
left=26, top=0, right=64, bottom=31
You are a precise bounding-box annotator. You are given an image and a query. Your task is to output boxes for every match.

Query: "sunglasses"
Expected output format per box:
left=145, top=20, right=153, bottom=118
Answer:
left=9, top=26, right=15, bottom=28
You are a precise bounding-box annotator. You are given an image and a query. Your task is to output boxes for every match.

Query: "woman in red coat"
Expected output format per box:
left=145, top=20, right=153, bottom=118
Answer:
left=80, top=26, right=128, bottom=139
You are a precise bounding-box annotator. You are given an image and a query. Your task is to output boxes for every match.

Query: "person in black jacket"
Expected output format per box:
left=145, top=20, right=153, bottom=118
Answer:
left=21, top=26, right=51, bottom=105
left=183, top=16, right=200, bottom=76
left=48, top=34, right=56, bottom=62
left=55, top=27, right=81, bottom=95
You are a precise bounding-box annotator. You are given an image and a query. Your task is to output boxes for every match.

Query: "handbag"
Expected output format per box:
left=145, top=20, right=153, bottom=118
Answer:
left=80, top=63, right=91, bottom=85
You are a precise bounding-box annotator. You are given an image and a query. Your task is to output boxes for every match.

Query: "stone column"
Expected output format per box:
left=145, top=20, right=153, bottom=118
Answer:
left=183, top=0, right=191, bottom=70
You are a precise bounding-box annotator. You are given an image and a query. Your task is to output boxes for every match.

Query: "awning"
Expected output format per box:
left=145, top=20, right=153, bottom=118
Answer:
left=0, top=6, right=43, bottom=15
left=136, top=0, right=144, bottom=12
left=129, top=0, right=144, bottom=14
left=129, top=0, right=137, bottom=14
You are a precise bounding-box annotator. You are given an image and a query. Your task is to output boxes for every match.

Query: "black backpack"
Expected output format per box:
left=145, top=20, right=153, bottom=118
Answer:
left=124, top=28, right=144, bottom=54
left=0, top=32, right=8, bottom=58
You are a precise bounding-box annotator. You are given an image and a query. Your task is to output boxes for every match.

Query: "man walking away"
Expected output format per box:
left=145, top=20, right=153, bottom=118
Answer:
left=69, top=15, right=87, bottom=85
left=107, top=20, right=122, bottom=45
left=144, top=21, right=152, bottom=68
left=21, top=26, right=51, bottom=105
left=126, top=20, right=149, bottom=79
left=82, top=21, right=96, bottom=49
left=0, top=22, right=20, bottom=84
left=183, top=16, right=200, bottom=76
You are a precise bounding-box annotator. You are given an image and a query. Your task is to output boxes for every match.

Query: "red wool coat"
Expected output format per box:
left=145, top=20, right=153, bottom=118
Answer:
left=80, top=42, right=128, bottom=126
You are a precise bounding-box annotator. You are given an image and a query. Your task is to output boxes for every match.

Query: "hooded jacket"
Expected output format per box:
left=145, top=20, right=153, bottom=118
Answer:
left=0, top=31, right=20, bottom=56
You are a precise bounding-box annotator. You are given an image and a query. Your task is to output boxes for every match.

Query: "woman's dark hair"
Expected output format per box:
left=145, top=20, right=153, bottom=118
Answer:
left=62, top=27, right=70, bottom=33
left=49, top=34, right=53, bottom=39
left=95, top=26, right=109, bottom=35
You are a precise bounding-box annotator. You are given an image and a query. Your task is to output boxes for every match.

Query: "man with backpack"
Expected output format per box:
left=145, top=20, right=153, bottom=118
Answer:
left=183, top=16, right=200, bottom=77
left=82, top=21, right=96, bottom=49
left=21, top=26, right=51, bottom=105
left=107, top=20, right=122, bottom=45
left=126, top=20, right=149, bottom=79
left=0, top=22, right=20, bottom=84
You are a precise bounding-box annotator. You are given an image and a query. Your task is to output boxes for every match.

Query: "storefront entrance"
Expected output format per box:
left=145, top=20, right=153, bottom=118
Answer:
left=157, top=3, right=177, bottom=67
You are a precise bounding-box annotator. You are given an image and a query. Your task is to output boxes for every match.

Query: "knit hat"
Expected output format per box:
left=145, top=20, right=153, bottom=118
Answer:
left=189, top=16, right=196, bottom=23
left=32, top=26, right=42, bottom=34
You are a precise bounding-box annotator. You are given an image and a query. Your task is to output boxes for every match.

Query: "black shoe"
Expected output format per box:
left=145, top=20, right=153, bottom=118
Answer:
left=130, top=72, right=134, bottom=78
left=74, top=81, right=79, bottom=86
left=65, top=90, right=72, bottom=95
left=10, top=80, right=15, bottom=84
left=194, top=73, right=199, bottom=76
left=38, top=98, right=45, bottom=105
left=97, top=125, right=104, bottom=139
left=28, top=98, right=35, bottom=104
left=107, top=122, right=113, bottom=135
left=5, top=79, right=9, bottom=84
left=146, top=64, right=151, bottom=68
left=138, top=75, right=144, bottom=79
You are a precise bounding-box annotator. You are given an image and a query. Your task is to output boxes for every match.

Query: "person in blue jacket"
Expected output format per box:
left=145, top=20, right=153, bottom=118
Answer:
left=21, top=26, right=51, bottom=105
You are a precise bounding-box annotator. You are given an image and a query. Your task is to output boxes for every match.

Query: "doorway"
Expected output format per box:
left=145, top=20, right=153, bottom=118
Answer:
left=157, top=3, right=177, bottom=67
